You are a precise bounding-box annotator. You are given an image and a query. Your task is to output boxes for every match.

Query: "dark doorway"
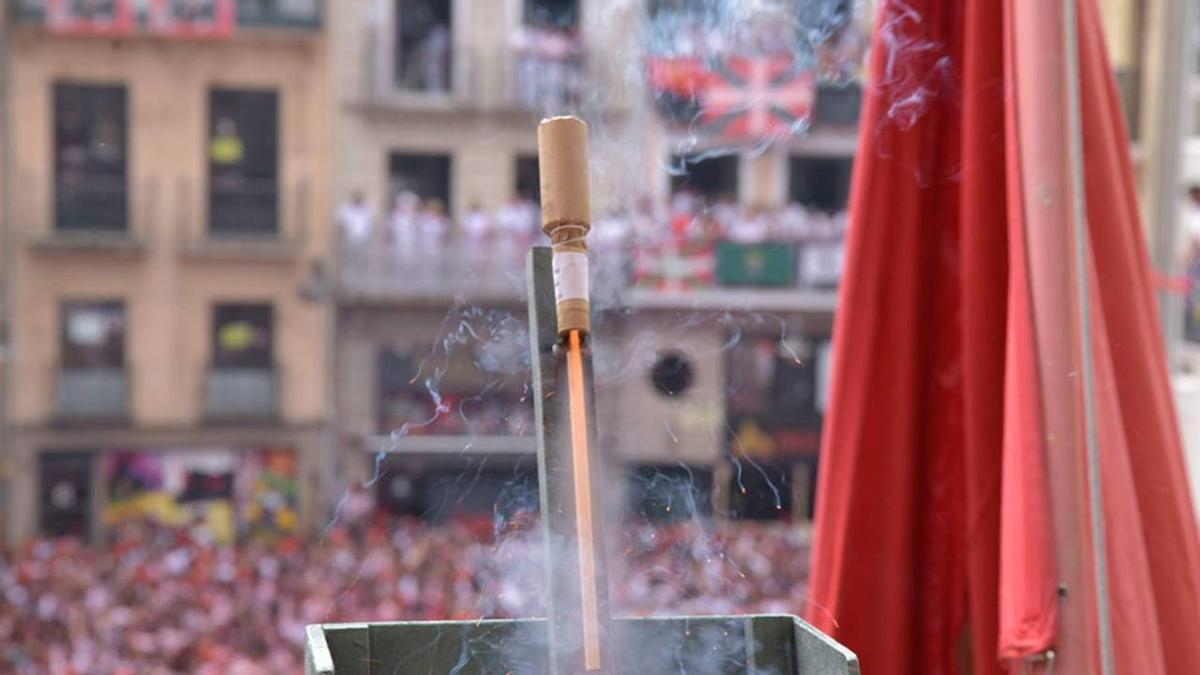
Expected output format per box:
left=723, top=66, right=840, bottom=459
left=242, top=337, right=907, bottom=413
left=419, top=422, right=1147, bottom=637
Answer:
left=40, top=453, right=93, bottom=538
left=789, top=155, right=853, bottom=213
left=670, top=154, right=739, bottom=202
left=524, top=0, right=578, bottom=28
left=728, top=459, right=792, bottom=520
left=515, top=154, right=540, bottom=203
left=396, top=0, right=453, bottom=92
left=389, top=152, right=452, bottom=214
left=375, top=458, right=540, bottom=527
left=54, top=83, right=127, bottom=232
left=627, top=464, right=713, bottom=521
left=208, top=88, right=279, bottom=235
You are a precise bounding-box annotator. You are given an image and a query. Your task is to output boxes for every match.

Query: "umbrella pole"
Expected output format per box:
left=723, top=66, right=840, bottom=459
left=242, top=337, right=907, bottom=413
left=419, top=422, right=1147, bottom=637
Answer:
left=1064, top=0, right=1116, bottom=671
left=1009, top=1, right=1107, bottom=671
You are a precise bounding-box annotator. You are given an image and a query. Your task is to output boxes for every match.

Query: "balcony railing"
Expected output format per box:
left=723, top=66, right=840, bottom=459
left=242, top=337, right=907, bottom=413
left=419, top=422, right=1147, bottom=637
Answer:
left=236, top=0, right=321, bottom=29
left=337, top=234, right=844, bottom=303
left=507, top=49, right=587, bottom=113
left=174, top=177, right=310, bottom=255
left=209, top=179, right=280, bottom=237
left=55, top=176, right=128, bottom=233
left=204, top=365, right=278, bottom=421
left=9, top=0, right=322, bottom=30
left=339, top=239, right=532, bottom=301
left=367, top=33, right=595, bottom=113
left=55, top=367, right=129, bottom=422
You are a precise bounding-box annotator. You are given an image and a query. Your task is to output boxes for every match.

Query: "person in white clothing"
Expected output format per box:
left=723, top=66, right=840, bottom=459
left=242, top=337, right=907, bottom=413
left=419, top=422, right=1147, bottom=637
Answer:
left=337, top=191, right=375, bottom=276
left=729, top=204, right=770, bottom=243
left=388, top=191, right=422, bottom=264
left=337, top=191, right=375, bottom=245
left=462, top=202, right=493, bottom=272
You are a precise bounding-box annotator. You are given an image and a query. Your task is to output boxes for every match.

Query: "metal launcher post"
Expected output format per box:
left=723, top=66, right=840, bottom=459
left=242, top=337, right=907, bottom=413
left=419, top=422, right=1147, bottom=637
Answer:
left=527, top=116, right=613, bottom=675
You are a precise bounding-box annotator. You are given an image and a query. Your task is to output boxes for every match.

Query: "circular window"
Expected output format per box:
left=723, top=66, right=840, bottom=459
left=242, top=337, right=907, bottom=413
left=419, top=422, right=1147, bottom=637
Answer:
left=650, top=352, right=694, bottom=397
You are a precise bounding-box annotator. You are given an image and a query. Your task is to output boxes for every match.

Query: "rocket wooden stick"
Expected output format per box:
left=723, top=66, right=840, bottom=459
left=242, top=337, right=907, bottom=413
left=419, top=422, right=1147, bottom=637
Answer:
left=538, top=116, right=592, bottom=336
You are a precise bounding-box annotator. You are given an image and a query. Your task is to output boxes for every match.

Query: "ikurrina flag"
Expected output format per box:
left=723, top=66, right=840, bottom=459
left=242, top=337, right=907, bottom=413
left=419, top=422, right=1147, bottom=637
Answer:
left=646, top=56, right=816, bottom=142
left=698, top=56, right=815, bottom=141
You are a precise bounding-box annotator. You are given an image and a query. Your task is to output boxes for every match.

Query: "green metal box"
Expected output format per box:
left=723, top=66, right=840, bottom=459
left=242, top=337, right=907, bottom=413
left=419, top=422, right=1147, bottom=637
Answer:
left=305, top=614, right=859, bottom=674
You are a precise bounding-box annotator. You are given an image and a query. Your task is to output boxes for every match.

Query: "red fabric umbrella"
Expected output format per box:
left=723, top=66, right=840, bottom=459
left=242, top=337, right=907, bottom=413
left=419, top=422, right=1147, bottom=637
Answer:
left=806, top=1, right=1200, bottom=674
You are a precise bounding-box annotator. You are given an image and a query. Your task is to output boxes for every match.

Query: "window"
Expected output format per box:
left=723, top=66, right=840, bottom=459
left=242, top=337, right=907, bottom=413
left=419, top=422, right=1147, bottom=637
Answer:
left=524, top=0, right=578, bottom=28
left=670, top=154, right=739, bottom=202
left=649, top=351, right=694, bottom=397
left=395, top=0, right=452, bottom=92
left=375, top=460, right=539, bottom=522
left=515, top=154, right=540, bottom=203
left=389, top=152, right=451, bottom=214
left=209, top=88, right=279, bottom=235
left=814, top=82, right=863, bottom=127
left=54, top=83, right=128, bottom=232
left=789, top=155, right=853, bottom=213
left=725, top=334, right=823, bottom=457
left=39, top=453, right=93, bottom=538
left=376, top=343, right=533, bottom=436
left=61, top=301, right=125, bottom=368
left=377, top=346, right=417, bottom=433
left=212, top=304, right=273, bottom=368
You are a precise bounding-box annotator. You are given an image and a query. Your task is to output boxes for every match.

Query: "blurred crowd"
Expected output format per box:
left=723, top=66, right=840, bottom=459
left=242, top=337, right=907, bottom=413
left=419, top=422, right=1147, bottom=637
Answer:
left=0, top=517, right=811, bottom=674
left=513, top=24, right=586, bottom=110
left=337, top=190, right=848, bottom=252
left=337, top=189, right=848, bottom=293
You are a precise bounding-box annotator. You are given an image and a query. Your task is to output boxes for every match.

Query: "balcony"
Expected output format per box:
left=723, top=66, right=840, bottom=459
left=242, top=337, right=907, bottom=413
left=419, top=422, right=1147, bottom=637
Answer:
left=367, top=32, right=592, bottom=114
left=235, top=0, right=321, bottom=29
left=178, top=178, right=310, bottom=260
left=204, top=366, right=278, bottom=422
left=209, top=179, right=280, bottom=236
left=17, top=173, right=150, bottom=254
left=339, top=239, right=531, bottom=302
left=5, top=0, right=324, bottom=30
left=55, top=176, right=128, bottom=233
left=9, top=0, right=322, bottom=31
left=54, top=367, right=129, bottom=423
left=337, top=234, right=843, bottom=311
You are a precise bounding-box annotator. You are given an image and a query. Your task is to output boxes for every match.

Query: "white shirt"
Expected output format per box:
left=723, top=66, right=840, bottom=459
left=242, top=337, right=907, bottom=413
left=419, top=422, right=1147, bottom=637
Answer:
left=337, top=202, right=374, bottom=243
left=462, top=209, right=493, bottom=240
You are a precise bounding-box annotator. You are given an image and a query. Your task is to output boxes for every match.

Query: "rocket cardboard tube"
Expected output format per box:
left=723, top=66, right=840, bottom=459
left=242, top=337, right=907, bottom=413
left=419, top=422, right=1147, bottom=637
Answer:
left=538, top=116, right=592, bottom=336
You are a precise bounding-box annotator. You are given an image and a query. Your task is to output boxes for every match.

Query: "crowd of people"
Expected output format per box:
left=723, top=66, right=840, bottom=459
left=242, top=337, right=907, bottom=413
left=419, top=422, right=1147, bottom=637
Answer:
left=0, top=516, right=811, bottom=673
left=513, top=24, right=586, bottom=111
left=337, top=189, right=848, bottom=291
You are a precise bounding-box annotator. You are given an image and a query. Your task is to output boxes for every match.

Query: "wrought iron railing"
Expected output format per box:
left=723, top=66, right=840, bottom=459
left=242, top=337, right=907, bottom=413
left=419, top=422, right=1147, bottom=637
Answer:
left=204, top=365, right=279, bottom=421
left=208, top=179, right=280, bottom=236
left=9, top=0, right=322, bottom=30
left=55, top=367, right=129, bottom=422
left=54, top=176, right=128, bottom=233
left=235, top=0, right=321, bottom=29
left=338, top=239, right=532, bottom=300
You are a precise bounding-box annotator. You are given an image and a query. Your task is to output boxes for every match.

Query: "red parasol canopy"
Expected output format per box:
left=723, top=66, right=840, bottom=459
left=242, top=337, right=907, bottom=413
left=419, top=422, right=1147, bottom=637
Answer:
left=806, top=1, right=1200, bottom=674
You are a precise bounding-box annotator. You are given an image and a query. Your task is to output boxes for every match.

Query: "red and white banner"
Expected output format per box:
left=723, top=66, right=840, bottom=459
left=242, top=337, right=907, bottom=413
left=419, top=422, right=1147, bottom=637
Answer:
left=646, top=55, right=816, bottom=143
left=45, top=0, right=135, bottom=36
left=147, top=0, right=236, bottom=39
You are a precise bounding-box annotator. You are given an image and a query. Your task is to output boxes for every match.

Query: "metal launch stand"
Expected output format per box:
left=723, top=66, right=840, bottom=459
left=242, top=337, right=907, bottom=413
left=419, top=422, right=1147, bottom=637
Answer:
left=304, top=118, right=859, bottom=674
